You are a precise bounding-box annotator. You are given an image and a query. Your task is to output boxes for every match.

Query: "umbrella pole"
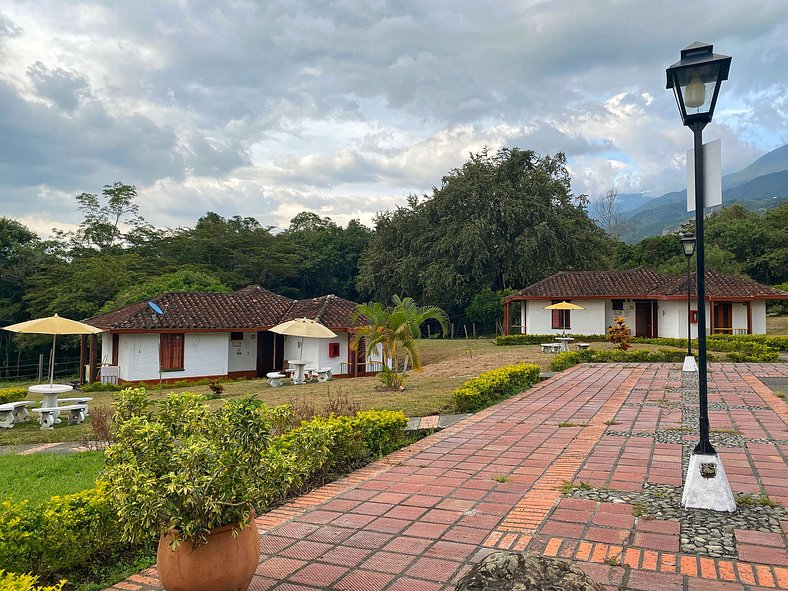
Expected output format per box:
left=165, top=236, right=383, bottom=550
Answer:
left=50, top=334, right=56, bottom=385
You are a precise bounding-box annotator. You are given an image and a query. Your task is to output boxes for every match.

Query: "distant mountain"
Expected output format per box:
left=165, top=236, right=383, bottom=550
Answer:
left=623, top=144, right=788, bottom=241
left=723, top=144, right=788, bottom=189
left=616, top=192, right=655, bottom=213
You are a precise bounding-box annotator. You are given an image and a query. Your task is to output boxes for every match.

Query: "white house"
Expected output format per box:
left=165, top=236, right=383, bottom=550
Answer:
left=503, top=267, right=788, bottom=338
left=83, top=287, right=381, bottom=384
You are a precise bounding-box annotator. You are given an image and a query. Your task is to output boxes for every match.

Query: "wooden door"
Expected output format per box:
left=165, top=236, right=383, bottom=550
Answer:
left=256, top=332, right=284, bottom=377
left=635, top=303, right=652, bottom=338
left=714, top=303, right=732, bottom=334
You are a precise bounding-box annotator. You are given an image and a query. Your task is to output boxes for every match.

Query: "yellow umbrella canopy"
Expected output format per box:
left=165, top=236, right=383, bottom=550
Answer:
left=269, top=318, right=337, bottom=339
left=269, top=318, right=337, bottom=361
left=544, top=301, right=585, bottom=310
left=2, top=314, right=103, bottom=384
left=3, top=314, right=104, bottom=335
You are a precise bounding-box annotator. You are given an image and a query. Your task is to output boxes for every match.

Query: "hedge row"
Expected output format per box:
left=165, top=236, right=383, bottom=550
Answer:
left=549, top=349, right=689, bottom=372
left=495, top=334, right=608, bottom=346
left=0, top=405, right=407, bottom=585
left=0, top=388, right=27, bottom=405
left=452, top=364, right=541, bottom=413
left=0, top=571, right=64, bottom=591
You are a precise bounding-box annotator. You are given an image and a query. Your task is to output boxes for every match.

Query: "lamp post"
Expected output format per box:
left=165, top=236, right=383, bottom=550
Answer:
left=667, top=42, right=735, bottom=512
left=679, top=232, right=696, bottom=358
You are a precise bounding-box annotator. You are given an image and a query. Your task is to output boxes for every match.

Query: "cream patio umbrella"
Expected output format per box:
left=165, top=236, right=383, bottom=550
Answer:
left=544, top=301, right=584, bottom=336
left=269, top=317, right=337, bottom=361
left=544, top=301, right=585, bottom=310
left=2, top=314, right=103, bottom=385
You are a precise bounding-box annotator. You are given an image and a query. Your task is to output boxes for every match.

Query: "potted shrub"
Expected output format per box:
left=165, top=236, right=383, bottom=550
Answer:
left=102, top=388, right=277, bottom=591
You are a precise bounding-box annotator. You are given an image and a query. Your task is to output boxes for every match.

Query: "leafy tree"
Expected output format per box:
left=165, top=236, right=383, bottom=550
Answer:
left=465, top=287, right=513, bottom=334
left=281, top=212, right=372, bottom=300
left=0, top=218, right=45, bottom=324
left=60, top=182, right=152, bottom=252
left=160, top=212, right=302, bottom=294
left=358, top=148, right=613, bottom=317
left=351, top=295, right=448, bottom=387
left=99, top=269, right=232, bottom=312
left=24, top=252, right=148, bottom=319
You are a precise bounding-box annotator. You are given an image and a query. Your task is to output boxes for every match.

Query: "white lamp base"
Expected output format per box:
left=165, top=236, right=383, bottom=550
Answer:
left=682, top=355, right=698, bottom=372
left=682, top=453, right=736, bottom=512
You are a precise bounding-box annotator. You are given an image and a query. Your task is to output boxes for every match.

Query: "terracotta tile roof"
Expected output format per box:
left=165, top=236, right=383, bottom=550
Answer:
left=86, top=287, right=365, bottom=331
left=661, top=269, right=788, bottom=299
left=512, top=267, right=674, bottom=298
left=509, top=267, right=788, bottom=300
left=283, top=295, right=362, bottom=328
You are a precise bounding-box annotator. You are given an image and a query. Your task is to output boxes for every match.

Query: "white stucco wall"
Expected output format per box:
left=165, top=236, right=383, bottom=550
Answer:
left=752, top=301, right=766, bottom=334
left=283, top=332, right=351, bottom=375
left=227, top=332, right=256, bottom=373
left=525, top=300, right=607, bottom=336
left=111, top=332, right=229, bottom=382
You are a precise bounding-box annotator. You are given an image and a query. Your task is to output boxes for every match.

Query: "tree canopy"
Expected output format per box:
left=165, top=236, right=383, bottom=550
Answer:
left=357, top=147, right=613, bottom=317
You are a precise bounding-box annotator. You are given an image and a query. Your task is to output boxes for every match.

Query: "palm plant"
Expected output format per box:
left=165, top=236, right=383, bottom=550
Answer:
left=352, top=295, right=448, bottom=387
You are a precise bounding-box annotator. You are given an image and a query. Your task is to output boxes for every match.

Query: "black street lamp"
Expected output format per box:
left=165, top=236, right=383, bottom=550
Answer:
left=667, top=42, right=730, bottom=457
left=679, top=232, right=696, bottom=358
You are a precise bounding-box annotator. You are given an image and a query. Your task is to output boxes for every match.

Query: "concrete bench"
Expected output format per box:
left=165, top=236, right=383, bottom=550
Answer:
left=266, top=372, right=287, bottom=387
left=540, top=343, right=562, bottom=354
left=0, top=401, right=36, bottom=428
left=58, top=397, right=93, bottom=415
left=306, top=368, right=333, bottom=382
left=33, top=404, right=88, bottom=430
left=576, top=343, right=590, bottom=351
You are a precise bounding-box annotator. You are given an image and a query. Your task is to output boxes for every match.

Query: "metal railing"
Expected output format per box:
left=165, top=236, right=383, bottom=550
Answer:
left=0, top=355, right=81, bottom=383
left=712, top=327, right=748, bottom=335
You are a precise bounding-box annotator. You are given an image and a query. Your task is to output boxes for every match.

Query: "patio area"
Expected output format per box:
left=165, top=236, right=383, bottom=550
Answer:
left=106, top=362, right=788, bottom=591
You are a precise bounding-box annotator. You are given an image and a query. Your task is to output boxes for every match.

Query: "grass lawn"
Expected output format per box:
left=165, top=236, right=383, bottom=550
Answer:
left=0, top=451, right=105, bottom=504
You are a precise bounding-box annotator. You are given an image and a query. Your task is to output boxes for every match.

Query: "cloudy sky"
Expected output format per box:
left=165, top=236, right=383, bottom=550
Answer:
left=2, top=0, right=787, bottom=237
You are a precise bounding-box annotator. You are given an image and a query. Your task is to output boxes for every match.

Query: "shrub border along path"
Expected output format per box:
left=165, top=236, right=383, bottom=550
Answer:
left=105, top=362, right=788, bottom=591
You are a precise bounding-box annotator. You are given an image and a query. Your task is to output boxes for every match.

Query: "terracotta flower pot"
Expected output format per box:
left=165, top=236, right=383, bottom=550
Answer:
left=157, top=519, right=260, bottom=591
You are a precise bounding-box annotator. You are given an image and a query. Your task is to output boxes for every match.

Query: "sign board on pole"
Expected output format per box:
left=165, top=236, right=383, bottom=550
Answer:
left=687, top=138, right=722, bottom=212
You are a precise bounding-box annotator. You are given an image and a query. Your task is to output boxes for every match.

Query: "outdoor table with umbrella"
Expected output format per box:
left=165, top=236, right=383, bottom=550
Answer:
left=269, top=318, right=336, bottom=384
left=1, top=314, right=103, bottom=410
left=544, top=301, right=585, bottom=351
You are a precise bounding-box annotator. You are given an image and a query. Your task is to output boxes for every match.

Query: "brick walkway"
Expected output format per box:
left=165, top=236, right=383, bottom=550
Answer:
left=107, top=363, right=788, bottom=591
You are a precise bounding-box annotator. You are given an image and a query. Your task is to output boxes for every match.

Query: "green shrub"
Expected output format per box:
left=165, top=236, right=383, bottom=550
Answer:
left=549, top=349, right=688, bottom=371
left=79, top=382, right=123, bottom=392
left=495, top=334, right=608, bottom=346
left=452, top=364, right=541, bottom=412
left=269, top=410, right=408, bottom=501
left=0, top=571, right=65, bottom=591
left=0, top=388, right=27, bottom=404
left=0, top=489, right=122, bottom=580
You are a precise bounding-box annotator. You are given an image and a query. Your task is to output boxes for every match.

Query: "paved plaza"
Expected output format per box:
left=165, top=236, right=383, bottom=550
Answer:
left=107, top=362, right=788, bottom=591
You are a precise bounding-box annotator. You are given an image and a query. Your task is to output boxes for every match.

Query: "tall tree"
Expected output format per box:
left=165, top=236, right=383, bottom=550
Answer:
left=357, top=148, right=613, bottom=316
left=281, top=212, right=373, bottom=300
left=62, top=182, right=151, bottom=252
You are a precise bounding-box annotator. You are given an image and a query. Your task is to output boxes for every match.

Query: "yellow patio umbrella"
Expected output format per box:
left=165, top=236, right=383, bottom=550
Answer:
left=2, top=314, right=103, bottom=384
left=544, top=301, right=585, bottom=310
left=269, top=318, right=337, bottom=361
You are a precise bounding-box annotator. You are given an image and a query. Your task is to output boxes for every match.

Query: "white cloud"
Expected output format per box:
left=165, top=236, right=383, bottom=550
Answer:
left=1, top=0, right=787, bottom=234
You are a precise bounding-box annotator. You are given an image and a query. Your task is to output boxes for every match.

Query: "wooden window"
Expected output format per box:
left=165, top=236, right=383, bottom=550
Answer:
left=328, top=342, right=340, bottom=357
left=550, top=301, right=570, bottom=330
left=160, top=334, right=184, bottom=371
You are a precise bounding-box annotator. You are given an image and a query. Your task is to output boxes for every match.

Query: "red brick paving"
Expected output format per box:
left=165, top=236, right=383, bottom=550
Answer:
left=104, top=363, right=788, bottom=590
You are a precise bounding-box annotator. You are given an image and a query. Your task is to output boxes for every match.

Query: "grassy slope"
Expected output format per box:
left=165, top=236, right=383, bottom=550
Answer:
left=0, top=451, right=105, bottom=504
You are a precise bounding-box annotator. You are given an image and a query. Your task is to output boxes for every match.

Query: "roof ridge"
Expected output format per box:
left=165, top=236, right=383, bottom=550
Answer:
left=314, top=294, right=335, bottom=323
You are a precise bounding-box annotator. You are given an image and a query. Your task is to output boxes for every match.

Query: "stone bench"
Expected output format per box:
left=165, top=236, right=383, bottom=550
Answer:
left=33, top=404, right=88, bottom=430
left=0, top=401, right=36, bottom=428
left=576, top=343, right=590, bottom=351
left=541, top=343, right=562, bottom=354
left=266, top=372, right=287, bottom=387
left=306, top=368, right=333, bottom=382
left=58, top=397, right=93, bottom=415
